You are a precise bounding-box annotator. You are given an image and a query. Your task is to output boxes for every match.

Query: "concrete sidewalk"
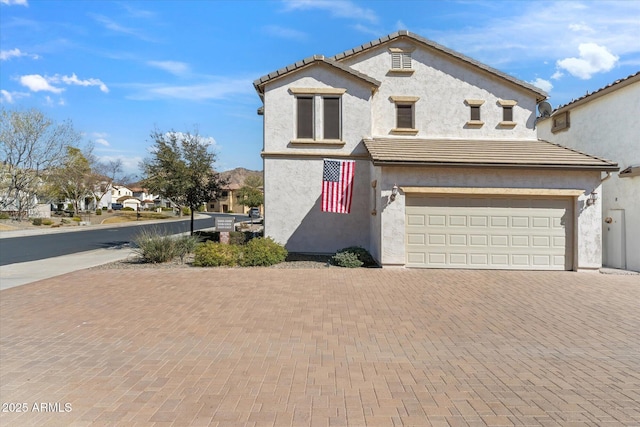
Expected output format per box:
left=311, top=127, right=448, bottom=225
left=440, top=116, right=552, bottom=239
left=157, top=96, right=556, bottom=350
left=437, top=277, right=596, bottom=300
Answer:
left=0, top=245, right=135, bottom=291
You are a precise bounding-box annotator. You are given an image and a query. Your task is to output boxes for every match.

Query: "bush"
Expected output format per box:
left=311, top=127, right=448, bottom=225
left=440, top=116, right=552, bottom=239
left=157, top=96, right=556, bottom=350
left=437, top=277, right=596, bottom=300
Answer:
left=193, top=241, right=242, bottom=267
left=133, top=229, right=177, bottom=263
left=332, top=251, right=362, bottom=268
left=61, top=218, right=70, bottom=224
left=42, top=219, right=53, bottom=226
left=332, top=246, right=376, bottom=268
left=175, top=235, right=201, bottom=263
left=102, top=206, right=107, bottom=210
left=72, top=216, right=82, bottom=222
left=32, top=218, right=43, bottom=226
left=95, top=209, right=102, bottom=215
left=0, top=212, right=10, bottom=220
left=240, top=237, right=287, bottom=267
left=122, top=206, right=134, bottom=211
left=181, top=207, right=191, bottom=216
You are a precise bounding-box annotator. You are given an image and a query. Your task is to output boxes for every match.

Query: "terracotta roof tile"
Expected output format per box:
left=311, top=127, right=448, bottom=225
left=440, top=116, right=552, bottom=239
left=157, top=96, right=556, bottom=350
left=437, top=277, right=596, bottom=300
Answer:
left=364, top=138, right=618, bottom=170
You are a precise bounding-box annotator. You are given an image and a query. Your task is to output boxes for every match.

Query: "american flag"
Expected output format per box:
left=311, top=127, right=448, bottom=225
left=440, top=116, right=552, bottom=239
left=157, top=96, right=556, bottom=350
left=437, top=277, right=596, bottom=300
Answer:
left=322, top=159, right=355, bottom=214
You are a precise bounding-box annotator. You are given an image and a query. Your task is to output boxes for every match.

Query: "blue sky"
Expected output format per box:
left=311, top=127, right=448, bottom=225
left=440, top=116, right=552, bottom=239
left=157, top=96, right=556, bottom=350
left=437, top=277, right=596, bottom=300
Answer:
left=1, top=0, right=639, bottom=177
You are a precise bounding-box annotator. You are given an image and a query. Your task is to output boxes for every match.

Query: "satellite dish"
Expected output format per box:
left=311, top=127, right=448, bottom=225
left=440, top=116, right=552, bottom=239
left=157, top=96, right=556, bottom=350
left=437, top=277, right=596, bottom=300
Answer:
left=538, top=101, right=552, bottom=117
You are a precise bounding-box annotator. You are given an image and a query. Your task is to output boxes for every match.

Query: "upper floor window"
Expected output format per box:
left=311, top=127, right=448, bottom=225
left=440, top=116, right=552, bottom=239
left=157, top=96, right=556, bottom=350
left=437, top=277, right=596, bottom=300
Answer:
left=551, top=111, right=570, bottom=133
left=389, top=47, right=415, bottom=74
left=296, top=96, right=314, bottom=139
left=390, top=96, right=419, bottom=135
left=290, top=87, right=346, bottom=144
left=498, top=99, right=517, bottom=128
left=323, top=97, right=341, bottom=140
left=465, top=99, right=485, bottom=127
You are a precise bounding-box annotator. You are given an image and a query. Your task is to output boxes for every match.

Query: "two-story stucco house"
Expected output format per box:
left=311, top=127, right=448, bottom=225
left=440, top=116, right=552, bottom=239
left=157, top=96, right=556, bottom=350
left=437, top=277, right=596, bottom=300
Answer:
left=538, top=72, right=639, bottom=272
left=254, top=31, right=618, bottom=271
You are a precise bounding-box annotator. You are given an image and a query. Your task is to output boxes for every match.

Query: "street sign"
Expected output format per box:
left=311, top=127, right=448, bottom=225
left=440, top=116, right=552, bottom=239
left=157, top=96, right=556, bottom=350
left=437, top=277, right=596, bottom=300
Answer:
left=215, top=216, right=235, bottom=232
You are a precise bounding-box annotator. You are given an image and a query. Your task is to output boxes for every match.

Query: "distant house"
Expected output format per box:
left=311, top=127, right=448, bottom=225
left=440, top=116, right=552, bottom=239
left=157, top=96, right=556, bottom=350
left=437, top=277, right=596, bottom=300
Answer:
left=537, top=72, right=639, bottom=272
left=254, top=31, right=618, bottom=271
left=207, top=184, right=260, bottom=214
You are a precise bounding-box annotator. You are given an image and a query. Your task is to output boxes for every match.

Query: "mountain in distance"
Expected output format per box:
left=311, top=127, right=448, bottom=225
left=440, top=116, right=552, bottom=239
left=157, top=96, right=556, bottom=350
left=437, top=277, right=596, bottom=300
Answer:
left=219, top=167, right=263, bottom=188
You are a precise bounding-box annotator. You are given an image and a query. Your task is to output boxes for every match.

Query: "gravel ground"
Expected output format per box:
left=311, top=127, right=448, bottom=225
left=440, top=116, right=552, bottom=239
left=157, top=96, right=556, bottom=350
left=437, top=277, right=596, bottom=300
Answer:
left=91, top=252, right=338, bottom=270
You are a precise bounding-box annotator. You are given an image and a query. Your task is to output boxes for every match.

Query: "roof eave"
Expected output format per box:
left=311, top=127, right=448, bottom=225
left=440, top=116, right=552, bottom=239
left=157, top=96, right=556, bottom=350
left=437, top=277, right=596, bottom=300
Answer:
left=369, top=159, right=619, bottom=171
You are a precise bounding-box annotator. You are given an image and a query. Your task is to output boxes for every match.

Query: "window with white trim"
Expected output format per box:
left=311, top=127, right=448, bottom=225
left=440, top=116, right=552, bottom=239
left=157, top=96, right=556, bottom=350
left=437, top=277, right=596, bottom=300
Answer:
left=296, top=96, right=314, bottom=139
left=290, top=87, right=346, bottom=144
left=389, top=47, right=415, bottom=73
left=390, top=96, right=419, bottom=135
left=323, top=97, right=341, bottom=140
left=498, top=99, right=517, bottom=127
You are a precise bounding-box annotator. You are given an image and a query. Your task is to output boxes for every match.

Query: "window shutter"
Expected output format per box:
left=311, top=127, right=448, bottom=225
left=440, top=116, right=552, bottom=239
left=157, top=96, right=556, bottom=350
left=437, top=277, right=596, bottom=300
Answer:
left=391, top=52, right=402, bottom=69
left=503, top=106, right=513, bottom=122
left=323, top=97, right=340, bottom=140
left=470, top=106, right=480, bottom=121
left=397, top=104, right=413, bottom=129
left=402, top=52, right=411, bottom=69
left=297, top=97, right=313, bottom=139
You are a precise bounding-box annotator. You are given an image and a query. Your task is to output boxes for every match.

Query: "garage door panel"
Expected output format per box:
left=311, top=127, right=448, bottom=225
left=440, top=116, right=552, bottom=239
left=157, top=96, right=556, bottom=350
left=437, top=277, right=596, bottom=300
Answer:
left=406, top=195, right=573, bottom=270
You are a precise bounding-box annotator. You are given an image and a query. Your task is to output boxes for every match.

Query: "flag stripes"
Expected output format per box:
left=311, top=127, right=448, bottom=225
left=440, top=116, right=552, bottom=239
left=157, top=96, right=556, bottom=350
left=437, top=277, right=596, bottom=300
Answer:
left=322, top=159, right=355, bottom=214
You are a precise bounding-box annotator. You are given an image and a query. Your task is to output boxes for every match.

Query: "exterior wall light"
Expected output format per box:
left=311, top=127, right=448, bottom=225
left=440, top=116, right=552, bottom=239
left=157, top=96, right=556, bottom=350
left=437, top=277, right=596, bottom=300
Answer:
left=390, top=184, right=398, bottom=202
left=586, top=191, right=598, bottom=206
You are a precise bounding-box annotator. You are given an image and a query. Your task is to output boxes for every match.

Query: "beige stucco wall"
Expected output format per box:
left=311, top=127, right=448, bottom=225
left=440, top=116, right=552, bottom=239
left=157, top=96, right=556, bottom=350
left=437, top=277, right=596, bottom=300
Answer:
left=376, top=166, right=603, bottom=270
left=538, top=80, right=639, bottom=271
left=340, top=40, right=539, bottom=139
left=262, top=64, right=373, bottom=155
left=263, top=157, right=370, bottom=253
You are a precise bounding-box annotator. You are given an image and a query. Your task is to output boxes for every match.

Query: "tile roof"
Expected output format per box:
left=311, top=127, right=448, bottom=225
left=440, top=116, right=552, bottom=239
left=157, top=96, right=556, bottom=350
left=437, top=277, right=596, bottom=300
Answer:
left=331, top=31, right=548, bottom=101
left=553, top=71, right=640, bottom=113
left=253, top=55, right=381, bottom=96
left=363, top=138, right=618, bottom=171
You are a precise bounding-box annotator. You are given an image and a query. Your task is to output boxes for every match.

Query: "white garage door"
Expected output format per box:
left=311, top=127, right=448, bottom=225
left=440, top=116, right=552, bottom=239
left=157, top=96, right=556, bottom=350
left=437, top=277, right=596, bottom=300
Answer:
left=406, top=195, right=573, bottom=270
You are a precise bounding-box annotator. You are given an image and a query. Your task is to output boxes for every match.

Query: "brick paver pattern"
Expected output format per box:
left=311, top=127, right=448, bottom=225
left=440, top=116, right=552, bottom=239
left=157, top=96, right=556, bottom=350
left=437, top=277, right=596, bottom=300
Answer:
left=1, top=269, right=639, bottom=426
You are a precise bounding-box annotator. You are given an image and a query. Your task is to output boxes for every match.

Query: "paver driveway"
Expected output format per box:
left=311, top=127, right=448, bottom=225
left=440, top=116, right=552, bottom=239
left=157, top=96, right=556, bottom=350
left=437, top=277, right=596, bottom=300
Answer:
left=1, top=268, right=639, bottom=426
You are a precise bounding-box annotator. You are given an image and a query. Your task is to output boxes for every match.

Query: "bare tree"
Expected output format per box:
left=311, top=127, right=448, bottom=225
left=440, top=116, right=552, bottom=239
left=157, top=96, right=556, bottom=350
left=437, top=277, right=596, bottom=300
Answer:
left=0, top=108, right=80, bottom=220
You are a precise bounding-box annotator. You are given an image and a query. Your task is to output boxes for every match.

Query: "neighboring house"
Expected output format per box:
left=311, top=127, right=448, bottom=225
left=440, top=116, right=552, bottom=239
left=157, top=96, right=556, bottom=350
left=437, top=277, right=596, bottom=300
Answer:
left=207, top=185, right=264, bottom=215
left=129, top=185, right=158, bottom=210
left=254, top=30, right=618, bottom=271
left=537, top=72, right=639, bottom=272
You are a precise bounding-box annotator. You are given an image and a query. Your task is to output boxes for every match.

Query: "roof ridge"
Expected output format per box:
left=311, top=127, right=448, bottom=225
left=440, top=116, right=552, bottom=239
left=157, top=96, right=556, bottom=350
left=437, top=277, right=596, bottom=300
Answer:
left=553, top=71, right=640, bottom=112
left=537, top=139, right=617, bottom=165
left=330, top=31, right=547, bottom=100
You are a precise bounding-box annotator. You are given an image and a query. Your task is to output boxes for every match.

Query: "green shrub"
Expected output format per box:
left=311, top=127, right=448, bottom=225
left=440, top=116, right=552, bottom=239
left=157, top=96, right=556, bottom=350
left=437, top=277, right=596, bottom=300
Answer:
left=332, top=251, right=362, bottom=268
left=240, top=237, right=287, bottom=267
left=32, top=218, right=43, bottom=226
left=193, top=241, right=242, bottom=267
left=95, top=209, right=102, bottom=215
left=122, top=206, right=134, bottom=211
left=42, top=219, right=53, bottom=226
left=181, top=207, right=191, bottom=216
left=175, top=235, right=201, bottom=263
left=332, top=246, right=376, bottom=268
left=61, top=218, right=70, bottom=224
left=67, top=203, right=74, bottom=211
left=133, top=229, right=177, bottom=263
left=229, top=231, right=246, bottom=245
left=0, top=212, right=10, bottom=220
left=102, top=206, right=107, bottom=210
left=72, top=216, right=82, bottom=222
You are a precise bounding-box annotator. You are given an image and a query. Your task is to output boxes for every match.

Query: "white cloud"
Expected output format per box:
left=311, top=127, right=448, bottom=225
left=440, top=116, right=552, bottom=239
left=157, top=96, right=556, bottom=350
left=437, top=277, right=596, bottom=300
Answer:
left=57, top=73, right=109, bottom=93
left=95, top=138, right=110, bottom=147
left=96, top=154, right=142, bottom=177
left=127, top=77, right=253, bottom=101
left=0, top=89, right=29, bottom=104
left=529, top=78, right=553, bottom=93
left=283, top=0, right=378, bottom=24
left=262, top=25, right=307, bottom=40
left=89, top=13, right=154, bottom=42
left=19, top=74, right=64, bottom=93
left=0, top=0, right=28, bottom=6
left=18, top=73, right=109, bottom=93
left=147, top=60, right=190, bottom=76
left=568, top=22, right=594, bottom=33
left=0, top=48, right=39, bottom=61
left=557, top=43, right=619, bottom=79
left=551, top=70, right=564, bottom=80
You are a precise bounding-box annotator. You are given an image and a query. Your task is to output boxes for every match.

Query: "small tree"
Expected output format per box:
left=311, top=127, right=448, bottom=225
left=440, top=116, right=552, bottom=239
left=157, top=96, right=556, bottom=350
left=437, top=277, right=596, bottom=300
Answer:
left=236, top=174, right=263, bottom=211
left=0, top=108, right=80, bottom=220
left=46, top=146, right=92, bottom=215
left=140, top=129, right=226, bottom=235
